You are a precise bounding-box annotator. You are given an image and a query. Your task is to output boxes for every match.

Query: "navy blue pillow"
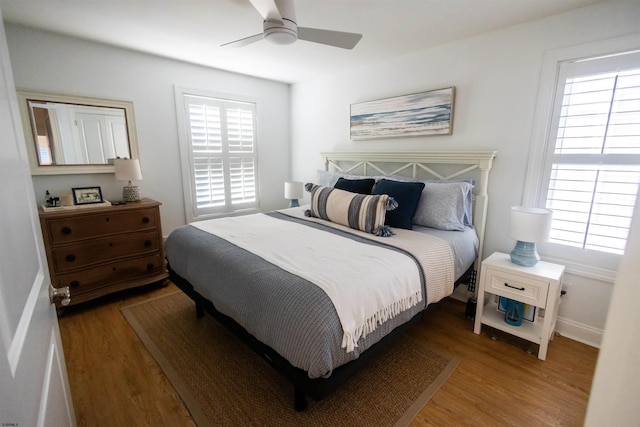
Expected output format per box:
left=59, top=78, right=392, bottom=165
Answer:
left=334, top=177, right=376, bottom=194
left=373, top=179, right=425, bottom=229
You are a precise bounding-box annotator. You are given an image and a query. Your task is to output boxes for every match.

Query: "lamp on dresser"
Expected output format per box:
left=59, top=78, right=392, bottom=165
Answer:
left=284, top=181, right=303, bottom=208
left=114, top=158, right=143, bottom=202
left=508, top=206, right=553, bottom=266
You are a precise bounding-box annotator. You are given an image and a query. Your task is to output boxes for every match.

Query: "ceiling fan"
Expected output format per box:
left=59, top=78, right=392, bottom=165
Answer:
left=222, top=0, right=362, bottom=49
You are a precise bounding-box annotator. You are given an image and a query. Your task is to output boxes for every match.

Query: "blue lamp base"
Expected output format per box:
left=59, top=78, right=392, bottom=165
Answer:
left=510, top=241, right=540, bottom=266
left=288, top=199, right=300, bottom=208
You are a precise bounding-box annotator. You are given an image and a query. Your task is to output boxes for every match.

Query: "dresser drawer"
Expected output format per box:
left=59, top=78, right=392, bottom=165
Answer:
left=54, top=253, right=165, bottom=291
left=51, top=231, right=161, bottom=272
left=45, top=208, right=158, bottom=244
left=486, top=269, right=549, bottom=307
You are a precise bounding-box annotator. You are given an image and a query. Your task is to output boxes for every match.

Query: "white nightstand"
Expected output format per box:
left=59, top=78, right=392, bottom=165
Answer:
left=473, top=252, right=565, bottom=360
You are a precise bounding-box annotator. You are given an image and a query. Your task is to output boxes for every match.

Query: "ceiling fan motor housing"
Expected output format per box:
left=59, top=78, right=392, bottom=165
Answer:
left=263, top=18, right=298, bottom=45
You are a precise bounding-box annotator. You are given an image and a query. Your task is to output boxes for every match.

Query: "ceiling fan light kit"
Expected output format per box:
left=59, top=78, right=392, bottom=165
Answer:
left=264, top=19, right=298, bottom=45
left=223, top=0, right=362, bottom=49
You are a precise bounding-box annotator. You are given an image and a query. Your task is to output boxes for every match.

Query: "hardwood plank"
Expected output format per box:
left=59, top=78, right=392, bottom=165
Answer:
left=58, top=284, right=196, bottom=427
left=58, top=284, right=597, bottom=426
left=409, top=298, right=598, bottom=426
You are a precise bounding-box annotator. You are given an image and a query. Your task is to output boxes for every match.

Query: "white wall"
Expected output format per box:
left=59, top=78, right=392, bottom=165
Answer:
left=289, top=1, right=640, bottom=345
left=5, top=24, right=291, bottom=235
left=585, top=171, right=640, bottom=425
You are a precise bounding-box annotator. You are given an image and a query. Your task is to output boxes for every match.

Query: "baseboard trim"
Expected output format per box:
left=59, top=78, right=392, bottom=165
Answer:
left=556, top=316, right=602, bottom=348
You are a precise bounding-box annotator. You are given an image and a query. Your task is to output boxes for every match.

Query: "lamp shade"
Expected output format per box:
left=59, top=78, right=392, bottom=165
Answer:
left=114, top=158, right=143, bottom=182
left=508, top=206, right=552, bottom=243
left=284, top=181, right=304, bottom=200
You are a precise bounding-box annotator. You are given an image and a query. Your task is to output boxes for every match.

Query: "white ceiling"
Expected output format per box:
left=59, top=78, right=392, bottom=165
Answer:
left=0, top=0, right=606, bottom=84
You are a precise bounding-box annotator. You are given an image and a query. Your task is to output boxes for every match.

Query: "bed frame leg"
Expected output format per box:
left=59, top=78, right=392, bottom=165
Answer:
left=294, top=387, right=307, bottom=412
left=195, top=302, right=205, bottom=318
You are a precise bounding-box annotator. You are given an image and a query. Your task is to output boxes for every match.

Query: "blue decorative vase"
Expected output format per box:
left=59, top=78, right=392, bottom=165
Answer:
left=504, top=298, right=524, bottom=326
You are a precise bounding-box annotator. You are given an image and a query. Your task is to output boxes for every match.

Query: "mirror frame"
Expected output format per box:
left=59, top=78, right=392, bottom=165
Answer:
left=16, top=89, right=140, bottom=175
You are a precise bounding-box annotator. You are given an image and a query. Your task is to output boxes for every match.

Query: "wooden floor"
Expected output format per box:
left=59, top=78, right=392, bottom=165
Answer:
left=58, top=283, right=598, bottom=426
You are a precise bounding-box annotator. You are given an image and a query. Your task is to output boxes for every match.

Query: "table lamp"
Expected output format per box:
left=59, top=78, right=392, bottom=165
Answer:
left=508, top=206, right=553, bottom=266
left=114, top=158, right=143, bottom=202
left=284, top=181, right=303, bottom=208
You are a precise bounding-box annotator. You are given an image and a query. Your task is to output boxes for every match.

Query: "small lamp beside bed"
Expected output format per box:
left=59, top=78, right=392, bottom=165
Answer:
left=284, top=181, right=304, bottom=207
left=508, top=206, right=553, bottom=267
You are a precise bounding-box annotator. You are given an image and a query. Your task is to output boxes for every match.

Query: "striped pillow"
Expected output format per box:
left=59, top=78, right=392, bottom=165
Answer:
left=304, top=183, right=397, bottom=236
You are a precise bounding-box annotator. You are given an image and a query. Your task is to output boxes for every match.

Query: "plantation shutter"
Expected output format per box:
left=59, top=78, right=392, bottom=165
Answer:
left=543, top=54, right=640, bottom=255
left=184, top=94, right=258, bottom=216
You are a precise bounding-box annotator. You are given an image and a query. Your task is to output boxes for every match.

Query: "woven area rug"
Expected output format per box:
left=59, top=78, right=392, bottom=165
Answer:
left=122, top=291, right=458, bottom=427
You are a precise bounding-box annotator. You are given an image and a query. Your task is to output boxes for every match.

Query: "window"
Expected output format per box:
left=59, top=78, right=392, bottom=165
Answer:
left=539, top=51, right=640, bottom=258
left=176, top=89, right=258, bottom=221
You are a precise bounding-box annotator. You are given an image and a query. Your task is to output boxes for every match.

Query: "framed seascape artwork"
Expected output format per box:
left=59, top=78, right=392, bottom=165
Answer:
left=72, top=186, right=104, bottom=205
left=350, top=87, right=455, bottom=140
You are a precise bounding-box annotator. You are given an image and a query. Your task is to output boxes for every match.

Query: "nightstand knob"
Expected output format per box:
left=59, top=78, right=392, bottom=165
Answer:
left=65, top=254, right=76, bottom=262
left=69, top=280, right=80, bottom=288
left=61, top=226, right=72, bottom=235
left=144, top=240, right=152, bottom=247
left=146, top=263, right=155, bottom=270
left=141, top=216, right=150, bottom=224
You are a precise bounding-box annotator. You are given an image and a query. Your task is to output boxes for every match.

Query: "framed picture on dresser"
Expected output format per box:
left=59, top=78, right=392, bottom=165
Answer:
left=72, top=186, right=103, bottom=205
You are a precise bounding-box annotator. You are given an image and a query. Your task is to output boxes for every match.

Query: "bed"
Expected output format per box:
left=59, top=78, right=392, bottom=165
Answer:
left=165, top=151, right=497, bottom=410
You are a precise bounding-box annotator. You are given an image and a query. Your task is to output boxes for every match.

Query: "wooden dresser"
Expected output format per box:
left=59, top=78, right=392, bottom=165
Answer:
left=39, top=198, right=168, bottom=308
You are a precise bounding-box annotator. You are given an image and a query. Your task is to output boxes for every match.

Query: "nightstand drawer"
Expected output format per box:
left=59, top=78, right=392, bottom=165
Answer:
left=487, top=270, right=549, bottom=307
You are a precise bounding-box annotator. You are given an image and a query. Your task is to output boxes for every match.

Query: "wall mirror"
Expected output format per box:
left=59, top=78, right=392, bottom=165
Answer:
left=17, top=90, right=140, bottom=175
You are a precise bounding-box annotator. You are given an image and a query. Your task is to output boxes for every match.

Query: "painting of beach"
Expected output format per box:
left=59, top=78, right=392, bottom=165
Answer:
left=350, top=87, right=455, bottom=139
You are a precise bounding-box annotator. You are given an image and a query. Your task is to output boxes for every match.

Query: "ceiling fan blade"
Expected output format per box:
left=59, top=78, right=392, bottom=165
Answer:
left=297, top=27, right=362, bottom=50
left=248, top=0, right=283, bottom=22
left=221, top=33, right=264, bottom=48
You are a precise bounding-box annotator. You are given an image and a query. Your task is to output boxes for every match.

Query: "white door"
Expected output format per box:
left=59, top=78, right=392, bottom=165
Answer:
left=74, top=110, right=128, bottom=163
left=0, top=11, right=75, bottom=427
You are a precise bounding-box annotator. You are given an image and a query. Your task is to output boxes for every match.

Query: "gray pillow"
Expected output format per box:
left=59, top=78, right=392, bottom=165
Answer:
left=413, top=181, right=474, bottom=231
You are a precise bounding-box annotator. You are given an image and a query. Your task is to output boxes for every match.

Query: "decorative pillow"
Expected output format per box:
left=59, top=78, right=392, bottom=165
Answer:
left=413, top=181, right=474, bottom=231
left=376, top=177, right=475, bottom=227
left=304, top=183, right=397, bottom=236
left=334, top=177, right=376, bottom=194
left=372, top=179, right=425, bottom=230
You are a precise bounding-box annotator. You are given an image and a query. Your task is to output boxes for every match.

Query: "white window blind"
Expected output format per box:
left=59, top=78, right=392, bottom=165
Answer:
left=543, top=58, right=640, bottom=255
left=181, top=93, right=258, bottom=218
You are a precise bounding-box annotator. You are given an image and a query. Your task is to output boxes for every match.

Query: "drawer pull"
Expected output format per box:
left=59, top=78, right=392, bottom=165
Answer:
left=105, top=217, right=110, bottom=222
left=61, top=226, right=72, bottom=235
left=144, top=240, right=152, bottom=247
left=504, top=282, right=525, bottom=291
left=69, top=280, right=80, bottom=288
left=147, top=263, right=155, bottom=270
left=142, top=216, right=150, bottom=224
left=65, top=254, right=76, bottom=262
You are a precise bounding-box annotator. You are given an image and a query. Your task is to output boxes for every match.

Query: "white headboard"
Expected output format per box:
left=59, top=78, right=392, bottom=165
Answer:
left=320, top=151, right=498, bottom=272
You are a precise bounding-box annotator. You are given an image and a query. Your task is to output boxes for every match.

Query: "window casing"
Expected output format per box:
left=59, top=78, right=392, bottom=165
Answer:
left=526, top=45, right=640, bottom=272
left=176, top=89, right=259, bottom=221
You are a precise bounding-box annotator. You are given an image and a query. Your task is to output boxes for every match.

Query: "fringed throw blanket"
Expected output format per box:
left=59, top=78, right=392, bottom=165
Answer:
left=192, top=211, right=454, bottom=352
